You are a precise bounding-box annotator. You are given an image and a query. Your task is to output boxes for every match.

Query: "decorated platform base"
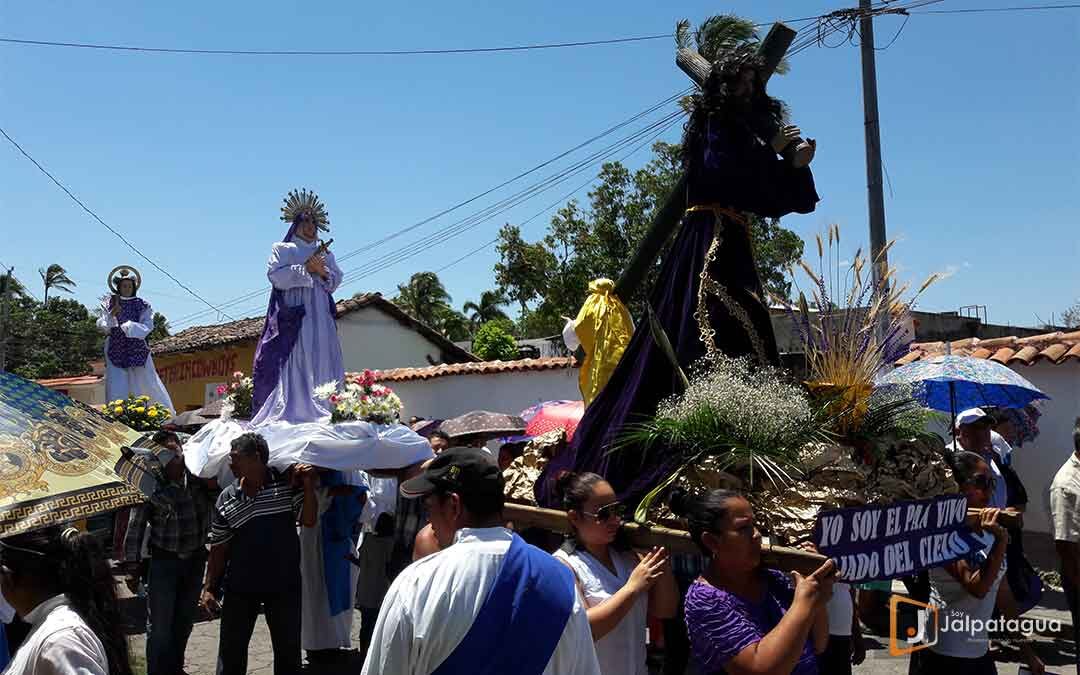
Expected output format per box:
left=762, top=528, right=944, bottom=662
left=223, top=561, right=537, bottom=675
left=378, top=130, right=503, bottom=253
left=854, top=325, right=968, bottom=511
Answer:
left=183, top=417, right=433, bottom=485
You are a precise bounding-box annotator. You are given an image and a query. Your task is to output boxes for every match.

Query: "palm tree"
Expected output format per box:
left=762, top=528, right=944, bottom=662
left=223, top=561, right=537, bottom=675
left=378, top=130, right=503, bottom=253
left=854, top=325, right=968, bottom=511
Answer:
left=39, top=264, right=76, bottom=306
left=393, top=272, right=453, bottom=328
left=463, top=290, right=510, bottom=329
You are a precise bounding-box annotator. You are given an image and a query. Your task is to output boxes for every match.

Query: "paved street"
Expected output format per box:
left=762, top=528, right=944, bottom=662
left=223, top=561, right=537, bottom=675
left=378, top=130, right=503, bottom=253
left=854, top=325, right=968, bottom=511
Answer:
left=123, top=586, right=1077, bottom=674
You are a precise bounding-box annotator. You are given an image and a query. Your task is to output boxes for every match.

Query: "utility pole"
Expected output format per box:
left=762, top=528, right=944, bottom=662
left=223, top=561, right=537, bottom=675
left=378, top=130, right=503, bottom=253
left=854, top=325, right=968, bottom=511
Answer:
left=0, top=267, right=13, bottom=372
left=858, top=0, right=889, bottom=289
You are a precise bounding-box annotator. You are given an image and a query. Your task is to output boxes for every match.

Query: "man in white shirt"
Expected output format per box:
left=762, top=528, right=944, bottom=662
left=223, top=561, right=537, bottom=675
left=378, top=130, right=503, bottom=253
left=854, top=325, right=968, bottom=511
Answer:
left=1050, top=417, right=1080, bottom=671
left=361, top=447, right=601, bottom=675
left=949, top=408, right=1008, bottom=509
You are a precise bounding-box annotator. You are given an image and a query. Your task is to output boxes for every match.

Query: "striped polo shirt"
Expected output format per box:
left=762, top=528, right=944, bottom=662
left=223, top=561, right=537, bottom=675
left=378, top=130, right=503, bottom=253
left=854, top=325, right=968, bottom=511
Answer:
left=210, top=469, right=303, bottom=592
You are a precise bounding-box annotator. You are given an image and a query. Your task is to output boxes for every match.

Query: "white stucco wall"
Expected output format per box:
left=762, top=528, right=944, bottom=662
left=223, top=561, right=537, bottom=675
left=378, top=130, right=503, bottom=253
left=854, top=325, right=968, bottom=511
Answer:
left=62, top=382, right=106, bottom=407
left=389, top=367, right=581, bottom=422
left=1007, top=361, right=1080, bottom=536
left=337, top=307, right=452, bottom=371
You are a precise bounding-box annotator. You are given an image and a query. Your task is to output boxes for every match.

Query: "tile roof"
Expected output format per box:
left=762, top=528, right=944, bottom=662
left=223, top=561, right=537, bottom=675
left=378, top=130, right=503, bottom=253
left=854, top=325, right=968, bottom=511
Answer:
left=35, top=374, right=103, bottom=388
left=151, top=293, right=476, bottom=363
left=897, top=330, right=1080, bottom=367
left=370, top=357, right=578, bottom=383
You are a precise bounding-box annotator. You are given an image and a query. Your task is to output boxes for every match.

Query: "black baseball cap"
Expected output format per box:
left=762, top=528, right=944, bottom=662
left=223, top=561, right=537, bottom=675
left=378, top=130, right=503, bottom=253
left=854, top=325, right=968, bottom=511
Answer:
left=400, top=446, right=503, bottom=499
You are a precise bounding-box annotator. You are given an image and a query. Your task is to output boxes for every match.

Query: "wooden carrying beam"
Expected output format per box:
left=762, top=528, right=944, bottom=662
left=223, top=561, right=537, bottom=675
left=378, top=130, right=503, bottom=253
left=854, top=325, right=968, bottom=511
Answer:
left=504, top=502, right=827, bottom=576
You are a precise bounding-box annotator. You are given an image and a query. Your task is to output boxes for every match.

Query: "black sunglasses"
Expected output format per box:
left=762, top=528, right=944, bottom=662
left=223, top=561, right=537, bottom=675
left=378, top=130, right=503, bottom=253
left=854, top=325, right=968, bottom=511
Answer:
left=965, top=474, right=996, bottom=491
left=583, top=502, right=626, bottom=523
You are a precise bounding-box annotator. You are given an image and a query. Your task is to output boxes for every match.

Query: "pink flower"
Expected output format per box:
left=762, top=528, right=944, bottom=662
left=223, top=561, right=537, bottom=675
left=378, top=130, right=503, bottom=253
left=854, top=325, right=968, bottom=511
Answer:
left=230, top=382, right=239, bottom=391
left=330, top=395, right=339, bottom=403
left=216, top=385, right=227, bottom=396
left=233, top=371, right=244, bottom=379
left=361, top=395, right=370, bottom=404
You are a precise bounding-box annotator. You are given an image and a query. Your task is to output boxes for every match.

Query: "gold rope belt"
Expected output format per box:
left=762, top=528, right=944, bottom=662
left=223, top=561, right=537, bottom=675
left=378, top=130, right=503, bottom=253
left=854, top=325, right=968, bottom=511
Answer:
left=684, top=204, right=748, bottom=227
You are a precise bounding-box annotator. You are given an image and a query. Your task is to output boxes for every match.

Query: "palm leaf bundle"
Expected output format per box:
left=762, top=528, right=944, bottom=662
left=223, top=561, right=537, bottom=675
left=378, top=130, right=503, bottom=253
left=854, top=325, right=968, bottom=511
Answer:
left=776, top=225, right=940, bottom=439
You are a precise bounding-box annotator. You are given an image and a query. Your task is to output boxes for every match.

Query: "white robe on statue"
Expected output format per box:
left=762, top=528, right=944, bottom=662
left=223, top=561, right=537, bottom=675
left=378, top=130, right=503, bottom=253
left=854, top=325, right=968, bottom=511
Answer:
left=251, top=237, right=344, bottom=426
left=300, top=487, right=362, bottom=651
left=96, top=297, right=173, bottom=411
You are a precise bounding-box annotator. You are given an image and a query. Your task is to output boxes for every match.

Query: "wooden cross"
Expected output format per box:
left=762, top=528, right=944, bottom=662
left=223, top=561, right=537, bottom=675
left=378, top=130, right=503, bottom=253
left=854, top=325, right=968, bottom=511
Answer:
left=614, top=23, right=797, bottom=301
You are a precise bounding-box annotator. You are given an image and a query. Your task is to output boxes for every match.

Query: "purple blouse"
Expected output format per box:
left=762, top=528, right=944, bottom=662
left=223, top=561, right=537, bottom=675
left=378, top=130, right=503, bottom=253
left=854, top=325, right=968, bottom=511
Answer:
left=684, top=569, right=818, bottom=675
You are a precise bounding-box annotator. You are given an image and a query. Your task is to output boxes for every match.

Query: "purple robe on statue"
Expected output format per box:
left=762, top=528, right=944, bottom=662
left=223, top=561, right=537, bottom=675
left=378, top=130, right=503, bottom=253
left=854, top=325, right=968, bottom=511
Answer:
left=251, top=225, right=344, bottom=425
left=538, top=115, right=819, bottom=508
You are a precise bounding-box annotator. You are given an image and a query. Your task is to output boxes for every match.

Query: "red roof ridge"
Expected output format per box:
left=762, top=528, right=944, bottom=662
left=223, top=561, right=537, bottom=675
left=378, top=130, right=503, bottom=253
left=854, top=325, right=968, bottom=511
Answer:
left=365, top=357, right=578, bottom=383
left=902, top=328, right=1080, bottom=367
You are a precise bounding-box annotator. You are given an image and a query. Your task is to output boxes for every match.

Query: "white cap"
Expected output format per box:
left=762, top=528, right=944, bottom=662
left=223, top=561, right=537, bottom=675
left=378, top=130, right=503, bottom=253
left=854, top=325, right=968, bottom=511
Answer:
left=955, top=407, right=989, bottom=429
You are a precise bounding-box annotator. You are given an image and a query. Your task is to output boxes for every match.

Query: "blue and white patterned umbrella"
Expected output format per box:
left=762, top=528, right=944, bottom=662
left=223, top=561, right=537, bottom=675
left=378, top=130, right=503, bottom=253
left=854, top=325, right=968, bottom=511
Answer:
left=877, top=354, right=1049, bottom=414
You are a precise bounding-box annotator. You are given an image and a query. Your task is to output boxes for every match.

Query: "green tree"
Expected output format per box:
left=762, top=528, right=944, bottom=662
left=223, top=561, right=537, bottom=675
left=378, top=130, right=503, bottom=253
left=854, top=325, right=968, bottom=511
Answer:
left=39, top=264, right=76, bottom=306
left=6, top=297, right=102, bottom=379
left=472, top=321, right=519, bottom=361
left=463, top=290, right=510, bottom=329
left=434, top=306, right=473, bottom=342
left=393, top=272, right=454, bottom=328
left=148, top=312, right=171, bottom=343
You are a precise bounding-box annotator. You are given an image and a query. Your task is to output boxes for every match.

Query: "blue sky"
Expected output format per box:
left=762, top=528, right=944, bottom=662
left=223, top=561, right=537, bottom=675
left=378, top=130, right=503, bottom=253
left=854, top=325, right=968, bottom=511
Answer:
left=2, top=1, right=1077, bottom=333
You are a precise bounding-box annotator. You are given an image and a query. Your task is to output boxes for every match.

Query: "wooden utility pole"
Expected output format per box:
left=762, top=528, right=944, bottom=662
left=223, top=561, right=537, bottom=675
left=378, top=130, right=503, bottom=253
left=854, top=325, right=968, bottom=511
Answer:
left=0, top=267, right=13, bottom=372
left=859, top=0, right=889, bottom=287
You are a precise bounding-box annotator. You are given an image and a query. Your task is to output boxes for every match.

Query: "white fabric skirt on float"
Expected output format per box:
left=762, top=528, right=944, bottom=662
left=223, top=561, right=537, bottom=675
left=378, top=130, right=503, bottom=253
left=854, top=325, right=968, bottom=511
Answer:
left=183, top=418, right=433, bottom=485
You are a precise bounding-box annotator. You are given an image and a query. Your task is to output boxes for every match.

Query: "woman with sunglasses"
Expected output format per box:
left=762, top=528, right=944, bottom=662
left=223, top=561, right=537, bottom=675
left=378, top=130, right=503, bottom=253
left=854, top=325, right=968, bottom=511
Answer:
left=912, top=451, right=1042, bottom=675
left=0, top=526, right=132, bottom=675
left=673, top=488, right=834, bottom=675
left=553, top=472, right=678, bottom=675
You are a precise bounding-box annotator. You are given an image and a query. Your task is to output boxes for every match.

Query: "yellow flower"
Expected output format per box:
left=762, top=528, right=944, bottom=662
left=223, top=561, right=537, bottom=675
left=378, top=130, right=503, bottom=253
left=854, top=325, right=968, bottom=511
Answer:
left=147, top=409, right=158, bottom=418
left=135, top=407, right=145, bottom=414
left=113, top=406, right=124, bottom=414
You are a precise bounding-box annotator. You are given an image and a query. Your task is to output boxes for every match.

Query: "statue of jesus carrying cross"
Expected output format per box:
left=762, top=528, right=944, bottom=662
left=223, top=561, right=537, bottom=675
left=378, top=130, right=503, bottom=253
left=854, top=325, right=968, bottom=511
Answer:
left=542, top=22, right=820, bottom=508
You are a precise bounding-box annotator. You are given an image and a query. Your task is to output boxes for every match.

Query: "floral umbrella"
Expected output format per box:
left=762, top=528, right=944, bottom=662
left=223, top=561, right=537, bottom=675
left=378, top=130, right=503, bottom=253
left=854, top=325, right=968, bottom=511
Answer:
left=0, top=372, right=155, bottom=538
left=521, top=400, right=585, bottom=441
left=876, top=354, right=1049, bottom=421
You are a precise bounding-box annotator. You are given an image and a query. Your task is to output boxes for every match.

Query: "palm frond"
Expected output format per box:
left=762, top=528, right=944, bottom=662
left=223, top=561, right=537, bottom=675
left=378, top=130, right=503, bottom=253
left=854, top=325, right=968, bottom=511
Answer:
left=647, top=306, right=690, bottom=391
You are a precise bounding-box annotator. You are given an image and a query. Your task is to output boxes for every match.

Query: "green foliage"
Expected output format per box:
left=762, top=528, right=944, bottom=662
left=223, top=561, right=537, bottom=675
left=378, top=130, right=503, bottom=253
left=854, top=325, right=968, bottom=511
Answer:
left=471, top=321, right=519, bottom=362
left=39, top=263, right=76, bottom=306
left=148, top=312, right=170, bottom=343
left=463, top=290, right=510, bottom=329
left=5, top=296, right=103, bottom=380
left=389, top=272, right=472, bottom=341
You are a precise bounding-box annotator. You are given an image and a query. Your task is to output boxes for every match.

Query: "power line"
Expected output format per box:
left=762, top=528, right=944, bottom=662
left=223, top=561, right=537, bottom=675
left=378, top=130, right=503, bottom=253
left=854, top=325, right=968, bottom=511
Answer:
left=0, top=13, right=839, bottom=59
left=435, top=105, right=686, bottom=275
left=0, top=33, right=672, bottom=56
left=0, top=126, right=234, bottom=321
left=332, top=110, right=687, bottom=292
left=911, top=3, right=1080, bottom=13
left=168, top=90, right=690, bottom=328
left=213, top=108, right=688, bottom=322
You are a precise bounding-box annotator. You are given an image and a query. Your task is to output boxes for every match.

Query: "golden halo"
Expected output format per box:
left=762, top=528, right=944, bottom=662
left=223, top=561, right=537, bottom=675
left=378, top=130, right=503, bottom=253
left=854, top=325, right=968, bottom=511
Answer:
left=281, top=188, right=330, bottom=232
left=107, top=265, right=142, bottom=294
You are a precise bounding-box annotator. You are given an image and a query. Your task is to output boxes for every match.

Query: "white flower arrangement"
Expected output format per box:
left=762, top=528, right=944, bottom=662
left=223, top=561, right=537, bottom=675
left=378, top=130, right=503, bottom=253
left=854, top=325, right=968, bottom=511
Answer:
left=316, top=370, right=403, bottom=425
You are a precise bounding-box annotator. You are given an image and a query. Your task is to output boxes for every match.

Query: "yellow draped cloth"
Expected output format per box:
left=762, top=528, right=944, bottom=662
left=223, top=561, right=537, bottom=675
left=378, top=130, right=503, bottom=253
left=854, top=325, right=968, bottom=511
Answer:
left=573, top=279, right=634, bottom=407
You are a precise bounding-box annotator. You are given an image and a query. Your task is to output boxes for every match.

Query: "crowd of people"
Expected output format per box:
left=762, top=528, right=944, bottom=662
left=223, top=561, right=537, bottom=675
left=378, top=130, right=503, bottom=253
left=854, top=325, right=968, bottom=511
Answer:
left=0, top=412, right=1078, bottom=674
